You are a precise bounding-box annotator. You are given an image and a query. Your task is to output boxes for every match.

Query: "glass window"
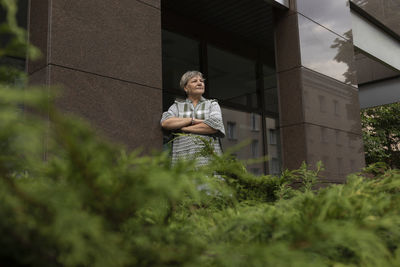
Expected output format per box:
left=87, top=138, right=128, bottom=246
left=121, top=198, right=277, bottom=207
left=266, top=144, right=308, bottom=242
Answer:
left=335, top=130, right=341, bottom=146
left=271, top=158, right=281, bottom=175
left=251, top=168, right=261, bottom=175
left=251, top=113, right=260, bottom=131
left=207, top=45, right=258, bottom=109
left=319, top=95, right=327, bottom=113
left=227, top=121, right=237, bottom=140
left=337, top=157, right=343, bottom=175
left=321, top=127, right=329, bottom=143
left=265, top=117, right=281, bottom=174
left=333, top=100, right=340, bottom=116
left=263, top=65, right=279, bottom=114
left=251, top=140, right=259, bottom=158
left=269, top=129, right=277, bottom=145
left=221, top=107, right=264, bottom=172
left=162, top=30, right=200, bottom=91
left=350, top=159, right=356, bottom=172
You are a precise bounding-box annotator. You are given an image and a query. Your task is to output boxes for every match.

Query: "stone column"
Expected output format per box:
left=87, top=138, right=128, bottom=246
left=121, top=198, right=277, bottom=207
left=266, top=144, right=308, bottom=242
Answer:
left=274, top=0, right=365, bottom=183
left=28, top=0, right=163, bottom=152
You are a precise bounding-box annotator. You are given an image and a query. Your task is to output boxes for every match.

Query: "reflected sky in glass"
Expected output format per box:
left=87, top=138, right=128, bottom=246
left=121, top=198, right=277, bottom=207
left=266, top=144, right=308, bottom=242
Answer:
left=298, top=15, right=357, bottom=86
left=297, top=0, right=352, bottom=39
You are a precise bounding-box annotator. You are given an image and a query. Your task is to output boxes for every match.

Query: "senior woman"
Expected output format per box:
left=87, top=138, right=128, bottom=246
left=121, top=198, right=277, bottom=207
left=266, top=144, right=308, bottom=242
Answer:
left=161, top=71, right=225, bottom=166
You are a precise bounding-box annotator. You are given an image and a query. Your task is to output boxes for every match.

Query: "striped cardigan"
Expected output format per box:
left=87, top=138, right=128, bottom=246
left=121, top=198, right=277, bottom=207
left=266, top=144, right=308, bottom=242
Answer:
left=161, top=97, right=225, bottom=166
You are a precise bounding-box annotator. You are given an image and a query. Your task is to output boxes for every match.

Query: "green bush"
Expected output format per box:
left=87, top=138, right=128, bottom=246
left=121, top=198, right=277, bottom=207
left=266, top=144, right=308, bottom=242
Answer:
left=1, top=85, right=400, bottom=267
left=361, top=103, right=400, bottom=168
left=2, top=1, right=400, bottom=266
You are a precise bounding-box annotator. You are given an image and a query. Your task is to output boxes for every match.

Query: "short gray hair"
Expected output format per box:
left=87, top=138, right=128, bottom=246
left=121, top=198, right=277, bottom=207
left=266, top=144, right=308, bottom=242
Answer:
left=179, top=71, right=205, bottom=89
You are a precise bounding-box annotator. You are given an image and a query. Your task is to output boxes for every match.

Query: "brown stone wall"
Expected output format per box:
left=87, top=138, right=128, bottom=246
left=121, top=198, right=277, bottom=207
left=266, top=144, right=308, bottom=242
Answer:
left=28, top=0, right=163, bottom=152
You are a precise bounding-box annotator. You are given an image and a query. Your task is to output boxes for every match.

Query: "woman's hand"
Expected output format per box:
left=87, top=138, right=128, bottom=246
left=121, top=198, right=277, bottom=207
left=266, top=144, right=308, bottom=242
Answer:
left=161, top=117, right=192, bottom=130
left=192, top=119, right=204, bottom=125
left=161, top=118, right=216, bottom=134
left=181, top=122, right=217, bottom=134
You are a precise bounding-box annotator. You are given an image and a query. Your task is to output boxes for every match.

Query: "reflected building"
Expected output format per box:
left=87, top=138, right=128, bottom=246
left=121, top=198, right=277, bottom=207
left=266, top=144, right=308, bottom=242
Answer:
left=6, top=0, right=399, bottom=182
left=220, top=109, right=281, bottom=175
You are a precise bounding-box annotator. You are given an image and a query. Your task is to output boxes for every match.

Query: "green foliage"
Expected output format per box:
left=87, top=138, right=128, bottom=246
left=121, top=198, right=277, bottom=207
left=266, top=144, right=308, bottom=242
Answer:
left=361, top=102, right=400, bottom=168
left=2, top=1, right=400, bottom=266
left=1, top=86, right=400, bottom=267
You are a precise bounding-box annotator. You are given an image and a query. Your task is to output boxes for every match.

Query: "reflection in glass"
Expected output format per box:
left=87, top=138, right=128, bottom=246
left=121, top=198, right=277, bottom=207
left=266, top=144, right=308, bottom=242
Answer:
left=337, top=157, right=343, bottom=175
left=251, top=140, right=259, bottom=158
left=306, top=124, right=365, bottom=181
left=274, top=0, right=289, bottom=8
left=263, top=64, right=279, bottom=114
left=350, top=159, right=356, bottom=173
left=162, top=30, right=200, bottom=91
left=301, top=68, right=361, bottom=134
left=335, top=130, right=342, bottom=146
left=226, top=121, right=237, bottom=140
left=250, top=113, right=260, bottom=131
left=221, top=107, right=263, bottom=174
left=266, top=117, right=281, bottom=175
left=271, top=158, right=280, bottom=174
left=333, top=100, right=340, bottom=116
left=321, top=127, right=329, bottom=143
left=269, top=129, right=277, bottom=145
left=296, top=0, right=352, bottom=38
left=208, top=45, right=258, bottom=109
left=298, top=15, right=356, bottom=86
left=319, top=95, right=327, bottom=113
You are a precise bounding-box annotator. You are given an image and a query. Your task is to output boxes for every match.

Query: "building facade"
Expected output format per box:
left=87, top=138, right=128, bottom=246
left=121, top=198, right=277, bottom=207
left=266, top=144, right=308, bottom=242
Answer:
left=18, top=0, right=400, bottom=183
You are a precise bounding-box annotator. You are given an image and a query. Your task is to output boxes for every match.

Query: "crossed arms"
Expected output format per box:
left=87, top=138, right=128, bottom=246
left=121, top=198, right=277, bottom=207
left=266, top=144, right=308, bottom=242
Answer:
left=161, top=117, right=218, bottom=135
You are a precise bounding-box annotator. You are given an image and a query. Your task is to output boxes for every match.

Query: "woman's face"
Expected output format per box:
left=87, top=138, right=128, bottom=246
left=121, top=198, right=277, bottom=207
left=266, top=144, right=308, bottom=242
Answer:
left=184, top=75, right=205, bottom=97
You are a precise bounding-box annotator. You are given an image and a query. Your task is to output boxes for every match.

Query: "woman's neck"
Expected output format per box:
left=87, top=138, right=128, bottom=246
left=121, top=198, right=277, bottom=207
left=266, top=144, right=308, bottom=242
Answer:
left=188, top=95, right=201, bottom=107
